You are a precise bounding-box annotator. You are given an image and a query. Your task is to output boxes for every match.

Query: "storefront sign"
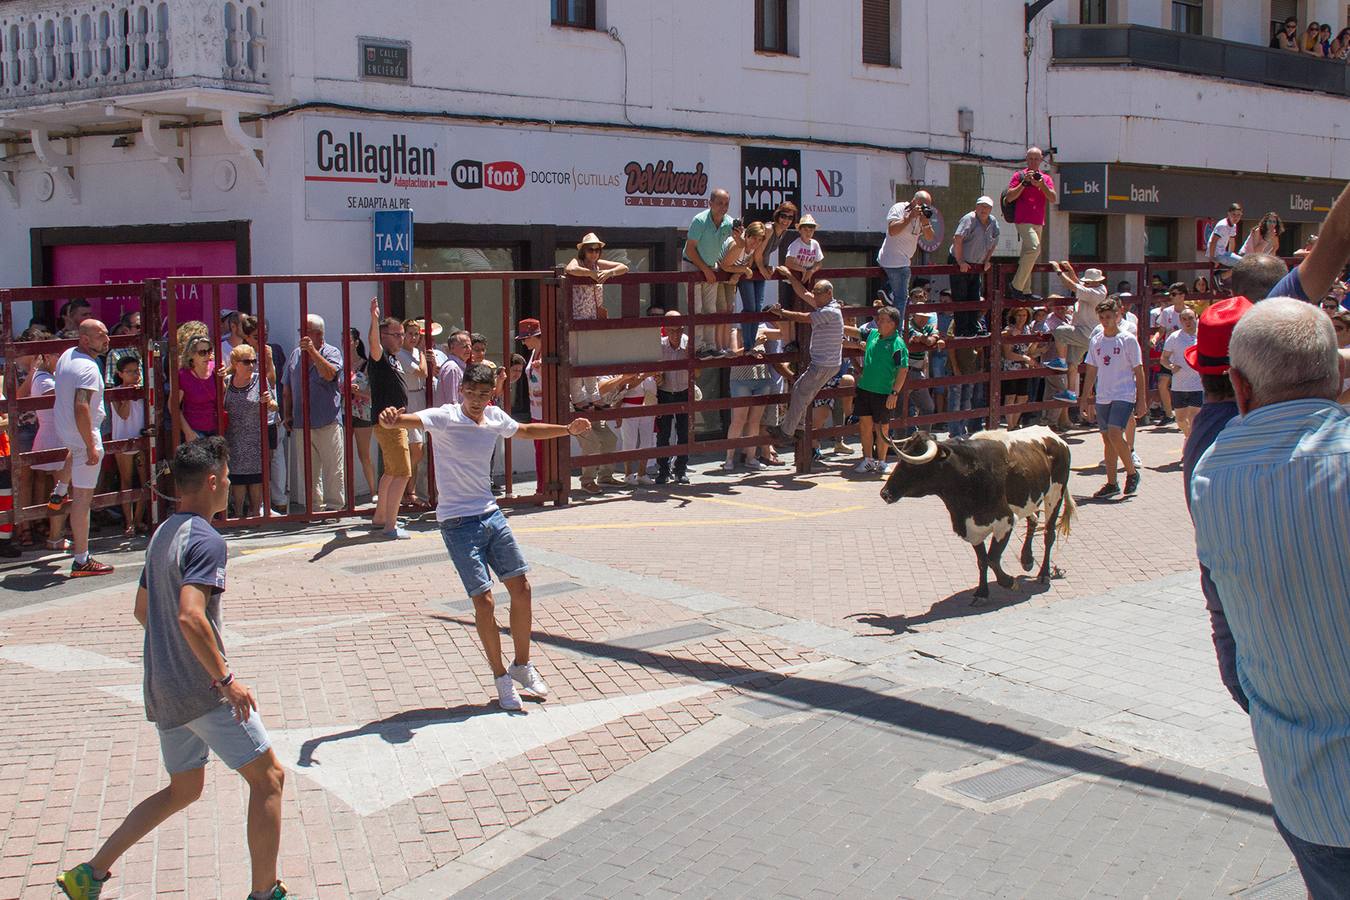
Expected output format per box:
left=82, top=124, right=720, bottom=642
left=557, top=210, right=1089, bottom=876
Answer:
left=359, top=38, right=410, bottom=82
left=373, top=209, right=414, bottom=272
left=799, top=152, right=860, bottom=226
left=1058, top=163, right=1341, bottom=223
left=303, top=115, right=716, bottom=226
left=741, top=147, right=802, bottom=220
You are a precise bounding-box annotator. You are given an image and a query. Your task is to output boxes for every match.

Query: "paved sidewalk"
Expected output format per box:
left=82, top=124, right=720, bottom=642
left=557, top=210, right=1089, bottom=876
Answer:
left=0, top=426, right=1302, bottom=898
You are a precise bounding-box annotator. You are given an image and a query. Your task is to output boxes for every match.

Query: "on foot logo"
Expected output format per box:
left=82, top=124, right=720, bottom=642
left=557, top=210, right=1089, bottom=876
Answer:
left=451, top=159, right=526, bottom=192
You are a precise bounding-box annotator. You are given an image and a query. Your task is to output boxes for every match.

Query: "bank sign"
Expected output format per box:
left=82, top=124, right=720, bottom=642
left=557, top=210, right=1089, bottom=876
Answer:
left=1057, top=163, right=1341, bottom=223
left=303, top=115, right=713, bottom=226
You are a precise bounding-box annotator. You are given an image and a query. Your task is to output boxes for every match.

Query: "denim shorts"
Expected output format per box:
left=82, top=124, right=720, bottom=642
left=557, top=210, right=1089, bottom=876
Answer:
left=1096, top=400, right=1135, bottom=431
left=1274, top=816, right=1350, bottom=899
left=439, top=508, right=530, bottom=599
left=730, top=377, right=774, bottom=398
left=157, top=703, right=270, bottom=774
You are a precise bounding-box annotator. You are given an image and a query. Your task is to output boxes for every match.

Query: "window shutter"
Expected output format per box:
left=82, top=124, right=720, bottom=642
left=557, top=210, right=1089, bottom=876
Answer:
left=755, top=0, right=766, bottom=51
left=862, top=0, right=891, bottom=66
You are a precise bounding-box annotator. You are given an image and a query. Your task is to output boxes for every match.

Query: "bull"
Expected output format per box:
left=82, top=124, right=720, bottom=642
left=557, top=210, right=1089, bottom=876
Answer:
left=878, top=427, right=1076, bottom=604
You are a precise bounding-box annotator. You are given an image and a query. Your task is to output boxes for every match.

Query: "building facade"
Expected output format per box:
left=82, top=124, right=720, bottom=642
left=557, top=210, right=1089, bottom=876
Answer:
left=2, top=0, right=1346, bottom=341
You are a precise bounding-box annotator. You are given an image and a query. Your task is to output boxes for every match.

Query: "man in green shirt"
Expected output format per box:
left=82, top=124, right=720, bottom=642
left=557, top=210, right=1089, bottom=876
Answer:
left=850, top=306, right=909, bottom=473
left=682, top=189, right=734, bottom=355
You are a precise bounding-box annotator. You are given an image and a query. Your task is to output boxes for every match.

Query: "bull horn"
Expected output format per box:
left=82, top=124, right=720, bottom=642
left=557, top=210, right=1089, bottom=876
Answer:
left=894, top=436, right=939, bottom=465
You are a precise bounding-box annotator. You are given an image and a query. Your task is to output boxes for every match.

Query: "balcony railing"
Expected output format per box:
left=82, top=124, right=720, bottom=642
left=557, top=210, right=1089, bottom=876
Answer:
left=1052, top=23, right=1350, bottom=98
left=0, top=0, right=267, bottom=107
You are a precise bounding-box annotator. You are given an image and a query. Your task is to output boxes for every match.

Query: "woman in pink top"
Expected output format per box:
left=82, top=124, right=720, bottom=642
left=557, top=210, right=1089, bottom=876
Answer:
left=171, top=333, right=219, bottom=441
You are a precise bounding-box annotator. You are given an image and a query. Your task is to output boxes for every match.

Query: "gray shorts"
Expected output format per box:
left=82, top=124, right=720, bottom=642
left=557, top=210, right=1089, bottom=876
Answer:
left=158, top=703, right=271, bottom=774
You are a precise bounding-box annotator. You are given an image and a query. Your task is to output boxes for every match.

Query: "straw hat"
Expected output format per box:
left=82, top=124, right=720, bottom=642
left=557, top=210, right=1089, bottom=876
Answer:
left=797, top=215, right=818, bottom=228
left=1080, top=268, right=1106, bottom=285
left=576, top=232, right=605, bottom=250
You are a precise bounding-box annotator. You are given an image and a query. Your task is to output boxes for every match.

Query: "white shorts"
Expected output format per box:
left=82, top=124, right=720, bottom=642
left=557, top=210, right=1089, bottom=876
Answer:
left=67, top=443, right=105, bottom=490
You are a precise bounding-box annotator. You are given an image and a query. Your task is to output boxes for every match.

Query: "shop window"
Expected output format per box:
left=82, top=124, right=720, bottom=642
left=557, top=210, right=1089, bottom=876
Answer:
left=862, top=0, right=900, bottom=67
left=1145, top=219, right=1175, bottom=261
left=1080, top=0, right=1108, bottom=24
left=1068, top=216, right=1105, bottom=263
left=755, top=0, right=791, bottom=54
left=410, top=246, right=519, bottom=366
left=1171, top=0, right=1203, bottom=35
left=551, top=0, right=596, bottom=30
left=554, top=246, right=653, bottom=318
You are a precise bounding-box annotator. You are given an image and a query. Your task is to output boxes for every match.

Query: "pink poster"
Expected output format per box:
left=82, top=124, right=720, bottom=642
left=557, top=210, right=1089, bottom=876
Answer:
left=50, top=241, right=239, bottom=326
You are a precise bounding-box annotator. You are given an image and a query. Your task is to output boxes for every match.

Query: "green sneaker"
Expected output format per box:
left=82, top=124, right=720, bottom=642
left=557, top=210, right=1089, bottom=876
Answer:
left=248, top=881, right=292, bottom=899
left=56, top=863, right=109, bottom=900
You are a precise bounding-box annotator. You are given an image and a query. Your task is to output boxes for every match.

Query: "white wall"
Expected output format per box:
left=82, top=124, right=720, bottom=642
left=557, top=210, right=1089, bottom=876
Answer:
left=274, top=0, right=1030, bottom=162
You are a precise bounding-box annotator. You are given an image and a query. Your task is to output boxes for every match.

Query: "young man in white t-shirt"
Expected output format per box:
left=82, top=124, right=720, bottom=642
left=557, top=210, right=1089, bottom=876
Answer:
left=1079, top=298, right=1146, bottom=499
left=54, top=320, right=114, bottom=577
left=1207, top=203, right=1244, bottom=269
left=377, top=364, right=592, bottom=711
left=1149, top=283, right=1190, bottom=425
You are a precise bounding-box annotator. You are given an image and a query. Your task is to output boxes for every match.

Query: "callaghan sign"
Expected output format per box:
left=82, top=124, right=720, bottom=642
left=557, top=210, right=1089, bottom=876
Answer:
left=302, top=115, right=711, bottom=224
left=1057, top=163, right=1342, bottom=223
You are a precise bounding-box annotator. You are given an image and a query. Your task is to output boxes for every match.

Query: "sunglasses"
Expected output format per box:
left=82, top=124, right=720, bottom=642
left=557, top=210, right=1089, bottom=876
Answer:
left=776, top=213, right=793, bottom=220
left=238, top=358, right=258, bottom=366
left=194, top=348, right=212, bottom=357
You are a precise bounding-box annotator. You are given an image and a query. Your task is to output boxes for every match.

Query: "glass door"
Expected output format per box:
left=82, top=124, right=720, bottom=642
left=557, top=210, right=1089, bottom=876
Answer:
left=409, top=245, right=522, bottom=368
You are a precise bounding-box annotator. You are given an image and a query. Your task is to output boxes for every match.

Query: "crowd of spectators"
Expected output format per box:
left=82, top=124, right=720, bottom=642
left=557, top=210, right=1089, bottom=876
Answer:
left=1271, top=18, right=1350, bottom=60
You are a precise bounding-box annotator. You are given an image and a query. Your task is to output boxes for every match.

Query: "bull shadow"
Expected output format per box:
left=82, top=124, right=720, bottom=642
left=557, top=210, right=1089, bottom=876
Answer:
left=847, top=576, right=1052, bottom=636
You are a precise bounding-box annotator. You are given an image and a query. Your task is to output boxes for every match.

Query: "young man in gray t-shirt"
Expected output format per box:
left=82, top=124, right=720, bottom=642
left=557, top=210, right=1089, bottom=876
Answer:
left=57, top=438, right=293, bottom=900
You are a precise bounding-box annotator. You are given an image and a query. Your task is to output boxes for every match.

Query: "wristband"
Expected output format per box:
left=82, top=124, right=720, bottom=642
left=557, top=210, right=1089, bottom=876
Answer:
left=211, top=672, right=234, bottom=690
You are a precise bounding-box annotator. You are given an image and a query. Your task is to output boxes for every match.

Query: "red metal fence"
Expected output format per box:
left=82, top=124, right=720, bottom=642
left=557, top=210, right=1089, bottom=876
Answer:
left=0, top=257, right=1243, bottom=534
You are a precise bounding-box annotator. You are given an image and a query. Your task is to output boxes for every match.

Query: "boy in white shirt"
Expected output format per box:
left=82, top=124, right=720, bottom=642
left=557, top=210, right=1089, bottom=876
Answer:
left=1079, top=297, right=1146, bottom=499
left=377, top=364, right=592, bottom=711
left=784, top=215, right=824, bottom=283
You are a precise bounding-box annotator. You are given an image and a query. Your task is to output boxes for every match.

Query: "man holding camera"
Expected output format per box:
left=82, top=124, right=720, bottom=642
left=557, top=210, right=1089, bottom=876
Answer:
left=877, top=190, right=937, bottom=321
left=1005, top=147, right=1057, bottom=300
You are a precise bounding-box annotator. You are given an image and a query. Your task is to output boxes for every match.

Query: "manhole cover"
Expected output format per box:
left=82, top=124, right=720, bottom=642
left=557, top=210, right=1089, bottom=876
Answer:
left=1235, top=870, right=1306, bottom=899
left=344, top=552, right=445, bottom=575
left=608, top=622, right=726, bottom=650
left=950, top=745, right=1123, bottom=803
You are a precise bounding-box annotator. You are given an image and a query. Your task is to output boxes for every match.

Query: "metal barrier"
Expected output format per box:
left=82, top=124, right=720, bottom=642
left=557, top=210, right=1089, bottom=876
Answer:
left=559, top=261, right=1163, bottom=481
left=0, top=254, right=1277, bottom=534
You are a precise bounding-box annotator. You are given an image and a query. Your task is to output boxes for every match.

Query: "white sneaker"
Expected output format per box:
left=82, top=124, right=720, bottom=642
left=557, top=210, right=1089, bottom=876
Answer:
left=494, top=673, right=523, bottom=710
left=638, top=474, right=656, bottom=485
left=624, top=473, right=640, bottom=486
left=509, top=662, right=550, bottom=697
left=854, top=459, right=873, bottom=474
left=744, top=458, right=765, bottom=471
left=872, top=459, right=891, bottom=473
left=1131, top=451, right=1141, bottom=468
left=722, top=459, right=737, bottom=472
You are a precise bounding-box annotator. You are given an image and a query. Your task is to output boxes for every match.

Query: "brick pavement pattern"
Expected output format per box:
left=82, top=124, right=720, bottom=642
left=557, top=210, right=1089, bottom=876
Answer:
left=0, top=426, right=1300, bottom=897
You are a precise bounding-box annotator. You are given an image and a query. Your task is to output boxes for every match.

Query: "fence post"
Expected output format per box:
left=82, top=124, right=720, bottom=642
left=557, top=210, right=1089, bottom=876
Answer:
left=1, top=293, right=14, bottom=533
left=550, top=266, right=571, bottom=506
left=989, top=264, right=1006, bottom=429
left=141, top=279, right=163, bottom=527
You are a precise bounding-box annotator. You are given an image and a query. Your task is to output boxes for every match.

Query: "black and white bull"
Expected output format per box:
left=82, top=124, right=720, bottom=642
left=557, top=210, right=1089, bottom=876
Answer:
left=878, top=427, right=1076, bottom=604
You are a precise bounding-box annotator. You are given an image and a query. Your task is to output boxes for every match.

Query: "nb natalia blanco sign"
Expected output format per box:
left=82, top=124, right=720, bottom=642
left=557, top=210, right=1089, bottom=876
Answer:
left=302, top=114, right=716, bottom=226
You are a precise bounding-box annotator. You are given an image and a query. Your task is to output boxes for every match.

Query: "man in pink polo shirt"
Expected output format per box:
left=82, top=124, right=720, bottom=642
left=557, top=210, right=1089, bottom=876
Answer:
left=1005, top=147, right=1058, bottom=299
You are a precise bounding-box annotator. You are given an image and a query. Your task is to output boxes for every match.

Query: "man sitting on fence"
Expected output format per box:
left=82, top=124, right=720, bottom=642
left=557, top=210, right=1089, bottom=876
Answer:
left=766, top=271, right=846, bottom=448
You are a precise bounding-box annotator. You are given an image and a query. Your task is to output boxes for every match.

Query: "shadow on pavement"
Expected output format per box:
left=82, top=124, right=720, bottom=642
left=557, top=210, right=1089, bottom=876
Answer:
left=296, top=700, right=537, bottom=767
left=513, top=628, right=1273, bottom=820
left=847, top=576, right=1049, bottom=635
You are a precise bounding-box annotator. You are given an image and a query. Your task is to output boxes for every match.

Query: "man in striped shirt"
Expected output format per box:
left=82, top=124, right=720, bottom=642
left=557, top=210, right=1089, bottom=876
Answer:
left=1190, top=299, right=1350, bottom=895
left=766, top=273, right=846, bottom=446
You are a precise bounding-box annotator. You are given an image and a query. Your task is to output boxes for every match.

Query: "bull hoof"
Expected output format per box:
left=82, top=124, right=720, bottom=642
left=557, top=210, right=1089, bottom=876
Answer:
left=1020, top=555, right=1034, bottom=573
left=996, top=574, right=1016, bottom=590
left=1036, top=567, right=1065, bottom=585
left=970, top=594, right=988, bottom=607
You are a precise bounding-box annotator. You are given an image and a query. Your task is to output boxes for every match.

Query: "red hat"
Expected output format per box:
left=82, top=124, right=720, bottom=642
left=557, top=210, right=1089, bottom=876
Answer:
left=514, top=318, right=541, bottom=339
left=1185, top=296, right=1253, bottom=375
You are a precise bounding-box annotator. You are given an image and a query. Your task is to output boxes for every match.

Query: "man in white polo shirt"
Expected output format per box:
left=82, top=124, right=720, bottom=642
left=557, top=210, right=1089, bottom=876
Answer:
left=54, top=319, right=114, bottom=577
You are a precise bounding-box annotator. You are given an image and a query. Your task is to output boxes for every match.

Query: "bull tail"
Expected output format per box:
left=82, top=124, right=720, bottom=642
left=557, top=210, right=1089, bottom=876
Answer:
left=1056, top=481, right=1076, bottom=537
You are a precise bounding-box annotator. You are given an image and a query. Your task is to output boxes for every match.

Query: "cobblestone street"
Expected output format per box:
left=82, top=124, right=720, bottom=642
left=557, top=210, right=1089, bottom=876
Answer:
left=0, top=426, right=1301, bottom=898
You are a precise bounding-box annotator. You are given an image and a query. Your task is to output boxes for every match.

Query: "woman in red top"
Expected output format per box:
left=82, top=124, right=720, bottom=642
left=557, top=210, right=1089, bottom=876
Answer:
left=171, top=334, right=218, bottom=441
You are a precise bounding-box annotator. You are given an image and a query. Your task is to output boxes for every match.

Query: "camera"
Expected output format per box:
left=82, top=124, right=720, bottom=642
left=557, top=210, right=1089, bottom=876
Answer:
left=919, top=204, right=934, bottom=219
left=1031, top=170, right=1043, bottom=182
